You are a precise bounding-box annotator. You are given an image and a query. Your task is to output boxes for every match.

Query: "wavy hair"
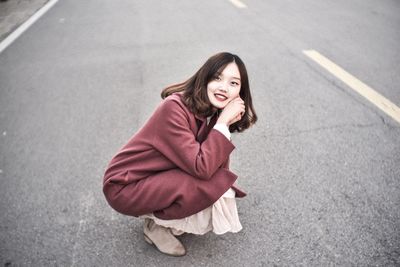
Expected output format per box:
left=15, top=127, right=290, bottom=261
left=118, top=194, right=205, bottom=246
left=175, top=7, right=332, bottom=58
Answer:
left=161, top=52, right=257, bottom=132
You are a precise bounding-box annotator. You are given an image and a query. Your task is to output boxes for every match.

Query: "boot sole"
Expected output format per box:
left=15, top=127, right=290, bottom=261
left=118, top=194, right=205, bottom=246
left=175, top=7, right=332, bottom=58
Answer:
left=144, top=234, right=153, bottom=245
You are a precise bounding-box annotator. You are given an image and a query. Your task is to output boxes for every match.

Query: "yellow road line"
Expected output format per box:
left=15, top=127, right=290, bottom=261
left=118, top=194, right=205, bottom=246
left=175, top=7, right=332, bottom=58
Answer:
left=229, top=0, right=247, bottom=8
left=303, top=49, right=400, bottom=124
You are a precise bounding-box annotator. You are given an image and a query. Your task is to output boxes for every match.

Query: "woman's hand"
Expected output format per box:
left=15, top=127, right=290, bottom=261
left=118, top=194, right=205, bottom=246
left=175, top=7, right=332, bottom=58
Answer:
left=217, top=97, right=245, bottom=126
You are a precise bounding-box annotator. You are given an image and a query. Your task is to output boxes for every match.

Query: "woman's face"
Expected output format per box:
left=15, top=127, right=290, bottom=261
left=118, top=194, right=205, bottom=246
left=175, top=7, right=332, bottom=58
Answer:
left=207, top=62, right=241, bottom=110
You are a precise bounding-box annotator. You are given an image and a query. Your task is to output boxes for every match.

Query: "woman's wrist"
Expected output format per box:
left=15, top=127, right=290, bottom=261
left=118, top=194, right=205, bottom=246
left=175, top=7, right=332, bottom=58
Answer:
left=216, top=118, right=229, bottom=126
left=213, top=124, right=231, bottom=140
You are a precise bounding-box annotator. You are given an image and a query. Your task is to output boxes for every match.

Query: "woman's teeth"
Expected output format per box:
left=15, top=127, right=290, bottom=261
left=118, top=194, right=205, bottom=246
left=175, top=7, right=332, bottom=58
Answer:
left=215, top=94, right=227, bottom=101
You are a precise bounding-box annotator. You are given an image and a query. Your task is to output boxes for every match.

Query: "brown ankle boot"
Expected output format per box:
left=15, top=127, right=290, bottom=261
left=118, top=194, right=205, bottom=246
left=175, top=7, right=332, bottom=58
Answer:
left=143, top=219, right=186, bottom=256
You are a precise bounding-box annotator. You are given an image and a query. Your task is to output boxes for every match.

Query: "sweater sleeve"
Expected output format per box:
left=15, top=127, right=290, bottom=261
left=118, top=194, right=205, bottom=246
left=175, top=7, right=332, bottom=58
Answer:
left=151, top=99, right=235, bottom=180
left=213, top=123, right=231, bottom=140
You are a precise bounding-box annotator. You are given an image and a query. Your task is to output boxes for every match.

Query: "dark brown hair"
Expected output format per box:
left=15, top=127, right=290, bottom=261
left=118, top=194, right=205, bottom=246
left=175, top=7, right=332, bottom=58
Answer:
left=161, top=52, right=257, bottom=133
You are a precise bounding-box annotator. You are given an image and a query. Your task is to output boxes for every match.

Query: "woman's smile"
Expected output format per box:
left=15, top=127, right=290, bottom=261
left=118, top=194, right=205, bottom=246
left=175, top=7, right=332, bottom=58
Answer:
left=214, top=93, right=228, bottom=101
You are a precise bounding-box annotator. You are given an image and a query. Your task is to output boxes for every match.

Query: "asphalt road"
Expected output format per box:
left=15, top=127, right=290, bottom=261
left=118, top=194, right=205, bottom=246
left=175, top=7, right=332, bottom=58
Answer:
left=0, top=0, right=399, bottom=266
left=0, top=0, right=50, bottom=41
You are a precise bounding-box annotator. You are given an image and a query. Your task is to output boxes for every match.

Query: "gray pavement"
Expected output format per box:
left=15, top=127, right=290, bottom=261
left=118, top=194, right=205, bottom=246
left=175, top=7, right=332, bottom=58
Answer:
left=0, top=0, right=399, bottom=266
left=0, top=0, right=49, bottom=41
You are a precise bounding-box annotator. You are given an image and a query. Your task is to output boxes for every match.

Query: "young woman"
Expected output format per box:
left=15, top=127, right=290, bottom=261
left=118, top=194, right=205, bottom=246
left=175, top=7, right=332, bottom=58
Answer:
left=103, top=52, right=257, bottom=256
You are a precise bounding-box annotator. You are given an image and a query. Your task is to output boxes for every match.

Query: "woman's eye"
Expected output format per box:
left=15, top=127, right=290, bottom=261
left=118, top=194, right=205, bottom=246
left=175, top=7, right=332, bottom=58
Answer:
left=231, top=81, right=239, bottom=86
left=215, top=76, right=221, bottom=81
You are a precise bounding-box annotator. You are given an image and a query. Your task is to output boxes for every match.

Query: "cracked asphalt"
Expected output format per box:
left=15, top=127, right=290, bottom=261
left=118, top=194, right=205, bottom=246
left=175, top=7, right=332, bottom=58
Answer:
left=0, top=0, right=399, bottom=266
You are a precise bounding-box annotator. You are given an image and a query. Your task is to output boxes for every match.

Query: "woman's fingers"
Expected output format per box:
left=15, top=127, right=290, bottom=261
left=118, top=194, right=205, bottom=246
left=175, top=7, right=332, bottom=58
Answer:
left=218, top=97, right=246, bottom=126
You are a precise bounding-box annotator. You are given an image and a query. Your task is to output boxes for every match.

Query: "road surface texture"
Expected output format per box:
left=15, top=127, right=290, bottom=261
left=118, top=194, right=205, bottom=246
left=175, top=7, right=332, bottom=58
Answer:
left=0, top=0, right=399, bottom=266
left=0, top=0, right=50, bottom=41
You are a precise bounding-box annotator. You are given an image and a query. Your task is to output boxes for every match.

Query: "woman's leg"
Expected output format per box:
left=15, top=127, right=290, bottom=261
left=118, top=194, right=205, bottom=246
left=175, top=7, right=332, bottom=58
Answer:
left=103, top=168, right=237, bottom=219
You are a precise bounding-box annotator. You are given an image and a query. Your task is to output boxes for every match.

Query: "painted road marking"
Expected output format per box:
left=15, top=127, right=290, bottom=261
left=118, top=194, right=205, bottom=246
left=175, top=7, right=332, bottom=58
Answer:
left=229, top=0, right=247, bottom=9
left=303, top=49, right=400, bottom=124
left=0, top=0, right=59, bottom=54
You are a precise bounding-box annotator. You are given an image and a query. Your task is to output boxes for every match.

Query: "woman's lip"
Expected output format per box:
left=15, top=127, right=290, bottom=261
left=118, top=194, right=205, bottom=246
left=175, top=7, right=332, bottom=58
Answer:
left=214, top=93, right=227, bottom=101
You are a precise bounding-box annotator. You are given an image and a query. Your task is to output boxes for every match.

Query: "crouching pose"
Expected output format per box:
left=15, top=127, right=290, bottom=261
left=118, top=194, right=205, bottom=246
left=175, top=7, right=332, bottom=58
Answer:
left=103, top=52, right=257, bottom=256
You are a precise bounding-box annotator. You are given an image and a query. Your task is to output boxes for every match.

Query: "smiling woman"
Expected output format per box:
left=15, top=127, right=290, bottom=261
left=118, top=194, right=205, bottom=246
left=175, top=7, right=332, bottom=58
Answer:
left=162, top=52, right=256, bottom=132
left=103, top=52, right=257, bottom=257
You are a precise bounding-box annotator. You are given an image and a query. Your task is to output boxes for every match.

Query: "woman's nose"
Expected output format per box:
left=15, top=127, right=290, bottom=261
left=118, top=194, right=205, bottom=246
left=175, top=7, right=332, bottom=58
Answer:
left=218, top=82, right=228, bottom=92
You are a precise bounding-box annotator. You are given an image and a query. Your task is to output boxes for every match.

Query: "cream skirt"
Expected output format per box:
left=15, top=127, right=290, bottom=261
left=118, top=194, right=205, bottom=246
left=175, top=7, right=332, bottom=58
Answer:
left=141, top=188, right=242, bottom=235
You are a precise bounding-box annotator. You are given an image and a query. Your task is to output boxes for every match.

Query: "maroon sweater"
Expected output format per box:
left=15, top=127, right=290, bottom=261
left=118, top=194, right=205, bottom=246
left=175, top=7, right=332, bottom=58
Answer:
left=103, top=93, right=246, bottom=220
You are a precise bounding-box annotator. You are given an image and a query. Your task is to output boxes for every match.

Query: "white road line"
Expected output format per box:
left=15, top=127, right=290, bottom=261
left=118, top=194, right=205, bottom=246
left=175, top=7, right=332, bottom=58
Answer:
left=303, top=49, right=400, bottom=124
left=0, top=0, right=59, bottom=54
left=229, top=0, right=247, bottom=9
